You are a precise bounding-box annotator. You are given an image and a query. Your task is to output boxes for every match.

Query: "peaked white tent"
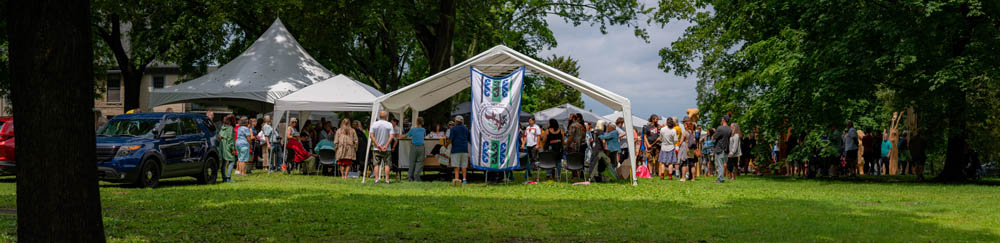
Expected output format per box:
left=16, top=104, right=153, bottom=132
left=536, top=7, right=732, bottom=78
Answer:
left=533, top=103, right=611, bottom=127
left=603, top=111, right=649, bottom=129
left=148, top=18, right=334, bottom=111
left=366, top=45, right=640, bottom=185
left=274, top=74, right=383, bottom=113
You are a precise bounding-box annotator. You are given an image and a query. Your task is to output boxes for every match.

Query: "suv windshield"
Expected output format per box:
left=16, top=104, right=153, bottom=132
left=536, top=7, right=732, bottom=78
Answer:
left=98, top=119, right=159, bottom=137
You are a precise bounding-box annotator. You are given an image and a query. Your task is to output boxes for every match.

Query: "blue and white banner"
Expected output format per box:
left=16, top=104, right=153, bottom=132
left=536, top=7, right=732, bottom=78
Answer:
left=470, top=67, right=525, bottom=171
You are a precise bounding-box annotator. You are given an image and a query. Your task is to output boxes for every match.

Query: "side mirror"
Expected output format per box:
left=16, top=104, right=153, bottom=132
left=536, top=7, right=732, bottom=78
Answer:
left=160, top=131, right=176, bottom=139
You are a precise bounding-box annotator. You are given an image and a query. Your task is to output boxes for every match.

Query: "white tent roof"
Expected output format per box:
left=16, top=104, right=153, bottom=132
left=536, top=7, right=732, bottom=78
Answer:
left=603, top=111, right=649, bottom=129
left=533, top=103, right=611, bottom=126
left=374, top=45, right=631, bottom=112
left=274, top=75, right=383, bottom=112
left=148, top=18, right=334, bottom=110
left=366, top=45, right=640, bottom=185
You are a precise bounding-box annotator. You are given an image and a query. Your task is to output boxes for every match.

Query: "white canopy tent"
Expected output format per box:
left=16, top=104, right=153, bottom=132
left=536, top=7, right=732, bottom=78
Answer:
left=273, top=74, right=383, bottom=115
left=273, top=74, right=383, bottom=161
left=533, top=103, right=612, bottom=128
left=148, top=18, right=334, bottom=111
left=603, top=111, right=649, bottom=129
left=366, top=45, right=640, bottom=185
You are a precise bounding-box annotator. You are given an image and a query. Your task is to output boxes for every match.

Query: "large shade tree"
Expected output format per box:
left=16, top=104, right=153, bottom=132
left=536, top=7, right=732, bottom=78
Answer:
left=8, top=0, right=106, bottom=241
left=91, top=0, right=230, bottom=111
left=655, top=0, right=1000, bottom=180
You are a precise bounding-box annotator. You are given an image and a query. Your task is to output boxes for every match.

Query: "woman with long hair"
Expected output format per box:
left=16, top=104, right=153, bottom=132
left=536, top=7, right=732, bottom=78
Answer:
left=542, top=119, right=564, bottom=180
left=334, top=118, right=358, bottom=179
left=728, top=123, right=742, bottom=180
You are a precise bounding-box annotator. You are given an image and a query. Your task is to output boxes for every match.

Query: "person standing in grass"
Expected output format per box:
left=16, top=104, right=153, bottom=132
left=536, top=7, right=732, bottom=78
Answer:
left=353, top=120, right=368, bottom=176
left=590, top=120, right=621, bottom=179
left=522, top=117, right=542, bottom=180
left=728, top=123, right=742, bottom=181
left=218, top=115, right=236, bottom=183
left=658, top=117, right=679, bottom=180
left=334, top=118, right=358, bottom=179
left=643, top=115, right=661, bottom=176
left=842, top=121, right=859, bottom=176
left=445, top=115, right=471, bottom=185
left=403, top=117, right=427, bottom=182
left=880, top=130, right=893, bottom=175
left=369, top=111, right=396, bottom=184
left=541, top=119, right=564, bottom=180
left=701, top=128, right=715, bottom=177
left=680, top=116, right=696, bottom=181
left=713, top=116, right=732, bottom=183
left=236, top=116, right=253, bottom=176
left=259, top=115, right=274, bottom=172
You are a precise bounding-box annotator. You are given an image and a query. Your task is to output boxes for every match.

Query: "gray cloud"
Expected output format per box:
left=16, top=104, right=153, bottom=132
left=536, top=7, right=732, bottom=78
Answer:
left=538, top=5, right=699, bottom=122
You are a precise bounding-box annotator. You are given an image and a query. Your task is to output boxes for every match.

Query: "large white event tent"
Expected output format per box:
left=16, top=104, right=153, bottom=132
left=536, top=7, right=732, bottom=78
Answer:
left=273, top=74, right=383, bottom=153
left=366, top=45, right=640, bottom=185
left=148, top=18, right=334, bottom=111
left=603, top=111, right=649, bottom=129
left=533, top=103, right=611, bottom=127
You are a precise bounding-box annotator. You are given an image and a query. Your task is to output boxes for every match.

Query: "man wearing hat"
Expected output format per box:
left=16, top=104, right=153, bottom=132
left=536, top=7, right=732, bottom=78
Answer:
left=445, top=115, right=471, bottom=185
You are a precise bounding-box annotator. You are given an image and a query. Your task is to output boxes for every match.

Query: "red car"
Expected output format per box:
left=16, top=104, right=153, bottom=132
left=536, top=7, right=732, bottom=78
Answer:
left=0, top=117, right=14, bottom=174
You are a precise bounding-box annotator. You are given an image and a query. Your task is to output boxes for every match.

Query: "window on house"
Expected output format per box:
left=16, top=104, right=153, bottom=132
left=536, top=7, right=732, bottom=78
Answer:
left=153, top=75, right=165, bottom=89
left=107, top=75, right=121, bottom=103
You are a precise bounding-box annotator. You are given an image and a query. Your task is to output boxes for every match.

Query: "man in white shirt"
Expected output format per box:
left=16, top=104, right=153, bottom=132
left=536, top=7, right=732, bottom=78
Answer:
left=369, top=111, right=396, bottom=184
left=521, top=117, right=542, bottom=180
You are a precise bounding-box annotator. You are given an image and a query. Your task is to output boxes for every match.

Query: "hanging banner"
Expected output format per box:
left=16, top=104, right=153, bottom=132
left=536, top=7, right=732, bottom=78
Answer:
left=470, top=67, right=525, bottom=171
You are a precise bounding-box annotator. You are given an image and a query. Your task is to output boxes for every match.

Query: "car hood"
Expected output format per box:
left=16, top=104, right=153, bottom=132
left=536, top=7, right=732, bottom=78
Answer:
left=96, top=136, right=156, bottom=146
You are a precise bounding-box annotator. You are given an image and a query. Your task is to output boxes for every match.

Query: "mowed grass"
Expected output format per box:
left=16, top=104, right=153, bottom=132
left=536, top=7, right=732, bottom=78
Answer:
left=0, top=172, right=998, bottom=242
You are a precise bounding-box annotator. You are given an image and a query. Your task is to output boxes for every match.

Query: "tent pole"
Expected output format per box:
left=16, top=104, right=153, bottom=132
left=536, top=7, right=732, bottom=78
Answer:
left=623, top=105, right=638, bottom=186
left=281, top=110, right=289, bottom=175
left=362, top=103, right=380, bottom=183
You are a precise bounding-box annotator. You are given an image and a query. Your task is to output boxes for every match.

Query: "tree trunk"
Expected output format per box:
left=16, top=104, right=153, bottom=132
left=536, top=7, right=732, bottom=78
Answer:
left=96, top=14, right=144, bottom=112
left=937, top=91, right=970, bottom=181
left=122, top=72, right=143, bottom=112
left=412, top=0, right=456, bottom=74
left=7, top=0, right=106, bottom=241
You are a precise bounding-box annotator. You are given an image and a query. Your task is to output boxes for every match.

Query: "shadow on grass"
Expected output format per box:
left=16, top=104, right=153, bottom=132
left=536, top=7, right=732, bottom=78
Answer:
left=43, top=186, right=995, bottom=242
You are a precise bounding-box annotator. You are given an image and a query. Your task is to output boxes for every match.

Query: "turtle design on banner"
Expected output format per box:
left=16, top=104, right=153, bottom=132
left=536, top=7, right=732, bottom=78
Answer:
left=469, top=67, right=525, bottom=171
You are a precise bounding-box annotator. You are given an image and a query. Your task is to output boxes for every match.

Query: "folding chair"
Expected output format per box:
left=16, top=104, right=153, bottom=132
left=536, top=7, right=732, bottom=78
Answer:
left=564, top=152, right=586, bottom=183
left=318, top=149, right=336, bottom=176
left=535, top=151, right=561, bottom=182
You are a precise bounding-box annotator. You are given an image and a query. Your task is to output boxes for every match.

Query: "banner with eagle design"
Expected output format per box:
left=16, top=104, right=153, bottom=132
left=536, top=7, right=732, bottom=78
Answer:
left=469, top=67, right=525, bottom=171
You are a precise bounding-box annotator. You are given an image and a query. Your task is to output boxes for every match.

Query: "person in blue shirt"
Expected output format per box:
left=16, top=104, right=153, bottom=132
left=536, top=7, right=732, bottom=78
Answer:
left=880, top=131, right=893, bottom=175
left=403, top=117, right=427, bottom=182
left=313, top=134, right=335, bottom=153
left=702, top=128, right=716, bottom=177
left=445, top=115, right=471, bottom=185
left=236, top=117, right=253, bottom=177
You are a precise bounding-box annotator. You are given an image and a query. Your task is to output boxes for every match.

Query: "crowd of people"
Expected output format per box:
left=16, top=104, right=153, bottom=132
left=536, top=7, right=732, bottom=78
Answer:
left=202, top=106, right=942, bottom=185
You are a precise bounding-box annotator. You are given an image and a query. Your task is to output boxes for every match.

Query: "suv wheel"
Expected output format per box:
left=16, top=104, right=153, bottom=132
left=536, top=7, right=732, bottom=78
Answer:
left=135, top=159, right=161, bottom=188
left=197, top=156, right=219, bottom=184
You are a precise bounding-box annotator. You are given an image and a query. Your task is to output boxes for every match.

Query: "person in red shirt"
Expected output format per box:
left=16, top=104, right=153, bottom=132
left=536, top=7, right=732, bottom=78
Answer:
left=286, top=135, right=317, bottom=174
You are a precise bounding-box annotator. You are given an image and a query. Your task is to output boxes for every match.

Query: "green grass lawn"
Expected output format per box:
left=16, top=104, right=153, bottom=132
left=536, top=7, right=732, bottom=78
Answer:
left=0, top=172, right=998, bottom=242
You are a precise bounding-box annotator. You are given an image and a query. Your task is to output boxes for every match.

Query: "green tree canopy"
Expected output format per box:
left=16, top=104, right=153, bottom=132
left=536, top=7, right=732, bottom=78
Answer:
left=655, top=0, right=1000, bottom=179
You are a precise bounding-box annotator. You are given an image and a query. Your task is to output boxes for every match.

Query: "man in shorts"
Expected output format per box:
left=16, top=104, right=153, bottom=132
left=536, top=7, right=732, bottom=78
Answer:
left=446, top=115, right=471, bottom=185
left=369, top=111, right=396, bottom=184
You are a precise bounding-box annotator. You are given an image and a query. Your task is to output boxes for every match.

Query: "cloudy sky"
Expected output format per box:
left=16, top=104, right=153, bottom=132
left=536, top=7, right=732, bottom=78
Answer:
left=538, top=4, right=698, bottom=122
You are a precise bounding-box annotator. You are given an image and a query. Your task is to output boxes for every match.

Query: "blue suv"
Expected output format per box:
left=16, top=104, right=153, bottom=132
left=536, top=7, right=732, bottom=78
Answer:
left=96, top=113, right=219, bottom=187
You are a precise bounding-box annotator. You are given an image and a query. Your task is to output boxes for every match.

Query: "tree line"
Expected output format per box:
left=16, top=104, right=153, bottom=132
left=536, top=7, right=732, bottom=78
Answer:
left=655, top=0, right=1000, bottom=180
